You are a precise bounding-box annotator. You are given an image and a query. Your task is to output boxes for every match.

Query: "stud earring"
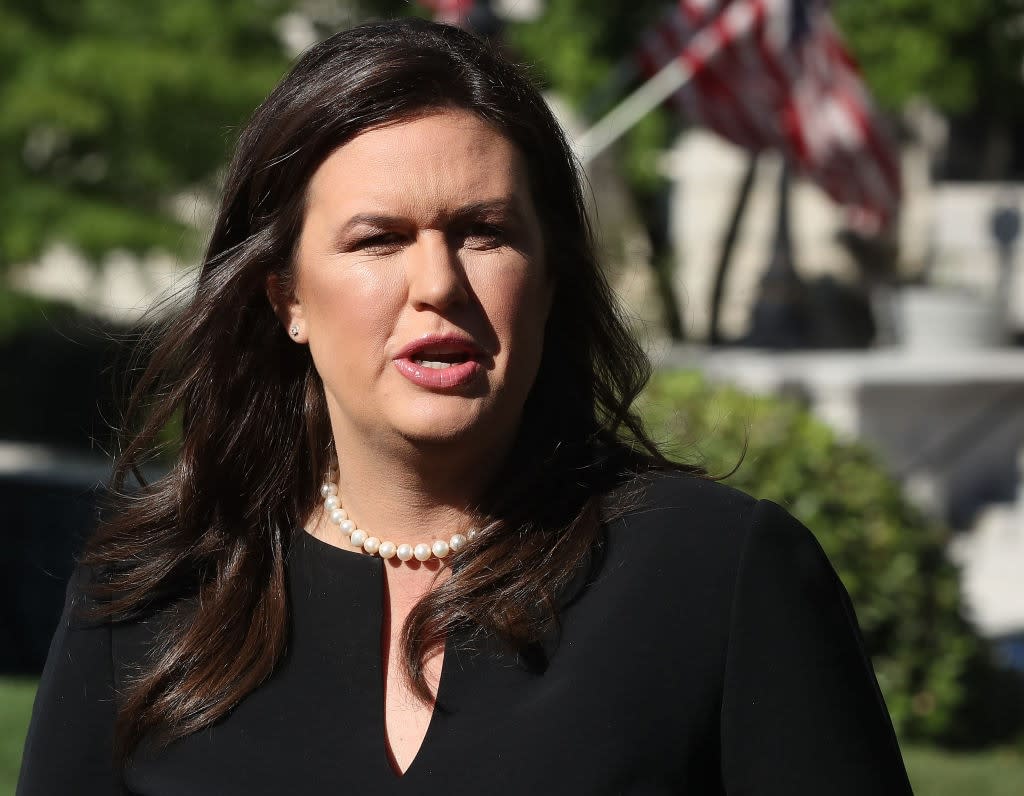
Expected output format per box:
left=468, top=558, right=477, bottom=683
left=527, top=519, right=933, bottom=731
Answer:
left=290, top=324, right=300, bottom=337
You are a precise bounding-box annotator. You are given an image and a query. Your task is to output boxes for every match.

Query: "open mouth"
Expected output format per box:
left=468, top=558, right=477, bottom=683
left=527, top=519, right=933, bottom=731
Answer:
left=393, top=335, right=486, bottom=389
left=411, top=351, right=475, bottom=369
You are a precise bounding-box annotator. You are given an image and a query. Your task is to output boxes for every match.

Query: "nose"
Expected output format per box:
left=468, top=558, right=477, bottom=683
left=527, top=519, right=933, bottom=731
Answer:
left=405, top=230, right=470, bottom=312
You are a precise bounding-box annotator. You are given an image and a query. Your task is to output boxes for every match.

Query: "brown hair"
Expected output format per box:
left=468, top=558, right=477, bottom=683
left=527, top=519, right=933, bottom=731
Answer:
left=82, top=17, right=699, bottom=759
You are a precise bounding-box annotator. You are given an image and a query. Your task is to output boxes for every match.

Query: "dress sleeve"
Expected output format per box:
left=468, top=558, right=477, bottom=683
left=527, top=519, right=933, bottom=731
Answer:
left=720, top=500, right=914, bottom=795
left=17, top=564, right=124, bottom=795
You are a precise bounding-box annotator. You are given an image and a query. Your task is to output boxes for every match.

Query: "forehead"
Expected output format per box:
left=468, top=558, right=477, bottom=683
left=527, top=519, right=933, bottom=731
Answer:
left=305, top=109, right=530, bottom=215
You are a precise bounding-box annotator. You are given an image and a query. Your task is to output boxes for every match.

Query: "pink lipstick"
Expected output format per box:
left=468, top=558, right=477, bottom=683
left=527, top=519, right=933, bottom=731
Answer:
left=392, top=334, right=485, bottom=390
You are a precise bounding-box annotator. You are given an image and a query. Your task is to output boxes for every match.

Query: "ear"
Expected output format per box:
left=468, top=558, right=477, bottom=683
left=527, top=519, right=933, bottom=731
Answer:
left=266, top=272, right=307, bottom=344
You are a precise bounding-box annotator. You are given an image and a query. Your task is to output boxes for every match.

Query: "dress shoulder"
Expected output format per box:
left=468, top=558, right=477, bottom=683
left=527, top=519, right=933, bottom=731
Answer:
left=720, top=498, right=913, bottom=794
left=620, top=467, right=759, bottom=520
left=601, top=469, right=759, bottom=579
left=587, top=470, right=762, bottom=664
left=598, top=470, right=911, bottom=793
left=603, top=470, right=840, bottom=593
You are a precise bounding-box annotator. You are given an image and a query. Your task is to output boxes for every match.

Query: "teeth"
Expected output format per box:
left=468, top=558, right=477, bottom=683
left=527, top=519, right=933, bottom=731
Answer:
left=415, top=360, right=455, bottom=369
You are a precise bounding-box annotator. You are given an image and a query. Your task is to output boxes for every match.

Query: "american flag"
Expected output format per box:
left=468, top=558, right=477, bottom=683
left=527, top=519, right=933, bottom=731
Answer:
left=636, top=0, right=901, bottom=232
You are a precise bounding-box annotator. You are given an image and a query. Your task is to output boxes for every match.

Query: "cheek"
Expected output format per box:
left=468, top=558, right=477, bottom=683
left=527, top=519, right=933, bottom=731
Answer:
left=482, top=267, right=552, bottom=360
left=304, top=266, right=403, bottom=368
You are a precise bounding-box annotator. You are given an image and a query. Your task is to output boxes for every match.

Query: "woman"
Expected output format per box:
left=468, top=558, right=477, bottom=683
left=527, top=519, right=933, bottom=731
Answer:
left=19, top=18, right=912, bottom=795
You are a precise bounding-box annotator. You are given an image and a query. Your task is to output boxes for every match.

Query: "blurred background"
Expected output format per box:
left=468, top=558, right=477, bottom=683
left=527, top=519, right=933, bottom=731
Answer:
left=2, top=1, right=1024, bottom=792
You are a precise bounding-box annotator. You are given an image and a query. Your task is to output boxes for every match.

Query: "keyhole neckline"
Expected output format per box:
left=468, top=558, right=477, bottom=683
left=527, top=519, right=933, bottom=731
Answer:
left=296, top=526, right=453, bottom=781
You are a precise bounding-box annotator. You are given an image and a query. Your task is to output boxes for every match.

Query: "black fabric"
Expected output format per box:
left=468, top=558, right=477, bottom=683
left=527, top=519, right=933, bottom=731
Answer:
left=18, top=472, right=913, bottom=794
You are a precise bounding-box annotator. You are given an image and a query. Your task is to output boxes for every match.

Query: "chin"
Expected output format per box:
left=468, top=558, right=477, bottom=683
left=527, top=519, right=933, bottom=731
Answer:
left=394, top=415, right=485, bottom=446
left=399, top=428, right=474, bottom=448
left=389, top=397, right=510, bottom=447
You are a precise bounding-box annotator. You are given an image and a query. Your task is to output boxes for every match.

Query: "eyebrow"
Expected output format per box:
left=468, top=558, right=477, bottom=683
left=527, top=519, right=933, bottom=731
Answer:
left=333, top=199, right=527, bottom=241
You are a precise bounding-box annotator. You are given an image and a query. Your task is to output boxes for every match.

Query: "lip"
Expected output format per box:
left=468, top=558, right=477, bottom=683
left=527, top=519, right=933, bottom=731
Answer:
left=392, top=333, right=486, bottom=391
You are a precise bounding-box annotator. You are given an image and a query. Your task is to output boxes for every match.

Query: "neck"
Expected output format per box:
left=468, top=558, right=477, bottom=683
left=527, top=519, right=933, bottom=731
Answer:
left=316, top=429, right=508, bottom=547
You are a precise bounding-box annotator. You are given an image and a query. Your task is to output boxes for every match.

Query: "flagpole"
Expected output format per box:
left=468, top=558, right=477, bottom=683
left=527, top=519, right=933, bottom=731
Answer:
left=576, top=0, right=772, bottom=165
left=575, top=58, right=694, bottom=165
left=709, top=154, right=760, bottom=345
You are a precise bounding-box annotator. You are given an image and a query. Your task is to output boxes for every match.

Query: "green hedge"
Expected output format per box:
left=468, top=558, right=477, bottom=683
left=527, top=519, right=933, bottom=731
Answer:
left=639, top=370, right=982, bottom=741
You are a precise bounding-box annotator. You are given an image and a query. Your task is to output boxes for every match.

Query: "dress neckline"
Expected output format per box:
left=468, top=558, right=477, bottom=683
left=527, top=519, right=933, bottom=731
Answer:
left=294, top=525, right=384, bottom=570
left=291, top=523, right=452, bottom=780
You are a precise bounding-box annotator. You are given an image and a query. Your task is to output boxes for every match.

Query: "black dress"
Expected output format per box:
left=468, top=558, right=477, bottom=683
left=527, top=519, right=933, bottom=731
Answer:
left=18, top=472, right=913, bottom=794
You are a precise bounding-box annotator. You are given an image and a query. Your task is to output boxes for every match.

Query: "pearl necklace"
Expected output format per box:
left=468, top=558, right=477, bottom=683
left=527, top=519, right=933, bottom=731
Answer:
left=319, top=482, right=478, bottom=562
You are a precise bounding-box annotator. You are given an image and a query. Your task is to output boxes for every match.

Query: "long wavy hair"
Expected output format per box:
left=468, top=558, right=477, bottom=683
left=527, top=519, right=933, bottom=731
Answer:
left=82, top=17, right=700, bottom=759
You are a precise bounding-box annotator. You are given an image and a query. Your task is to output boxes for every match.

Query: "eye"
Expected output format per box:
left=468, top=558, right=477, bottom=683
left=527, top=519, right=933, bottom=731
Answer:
left=355, top=232, right=404, bottom=254
left=461, top=223, right=507, bottom=250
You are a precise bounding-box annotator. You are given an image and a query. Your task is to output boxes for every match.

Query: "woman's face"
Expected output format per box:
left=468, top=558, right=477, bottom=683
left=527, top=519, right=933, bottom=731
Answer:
left=283, top=109, right=553, bottom=453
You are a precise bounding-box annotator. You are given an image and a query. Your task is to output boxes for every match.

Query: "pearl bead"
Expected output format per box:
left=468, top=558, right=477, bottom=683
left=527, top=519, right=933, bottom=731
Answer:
left=316, top=485, right=477, bottom=564
left=449, top=533, right=467, bottom=552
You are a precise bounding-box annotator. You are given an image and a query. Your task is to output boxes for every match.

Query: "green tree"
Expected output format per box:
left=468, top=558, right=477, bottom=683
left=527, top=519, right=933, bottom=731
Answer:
left=835, top=0, right=1024, bottom=177
left=0, top=0, right=291, bottom=269
left=834, top=0, right=1024, bottom=118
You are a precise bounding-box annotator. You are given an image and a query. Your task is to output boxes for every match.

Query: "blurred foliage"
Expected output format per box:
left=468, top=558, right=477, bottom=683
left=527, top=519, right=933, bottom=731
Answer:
left=0, top=678, right=37, bottom=790
left=834, top=0, right=1024, bottom=119
left=640, top=370, right=990, bottom=741
left=903, top=744, right=1024, bottom=796
left=0, top=0, right=291, bottom=269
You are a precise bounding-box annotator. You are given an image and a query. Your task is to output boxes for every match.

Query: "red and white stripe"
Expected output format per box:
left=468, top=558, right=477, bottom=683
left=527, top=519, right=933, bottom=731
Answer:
left=636, top=0, right=901, bottom=232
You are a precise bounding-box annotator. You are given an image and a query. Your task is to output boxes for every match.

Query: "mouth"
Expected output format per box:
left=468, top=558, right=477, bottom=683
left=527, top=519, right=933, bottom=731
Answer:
left=395, top=334, right=485, bottom=363
left=410, top=350, right=476, bottom=369
left=393, top=335, right=486, bottom=389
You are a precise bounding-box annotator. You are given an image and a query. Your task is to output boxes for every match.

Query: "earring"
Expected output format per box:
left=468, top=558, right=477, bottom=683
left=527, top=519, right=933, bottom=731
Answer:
left=290, top=324, right=300, bottom=337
